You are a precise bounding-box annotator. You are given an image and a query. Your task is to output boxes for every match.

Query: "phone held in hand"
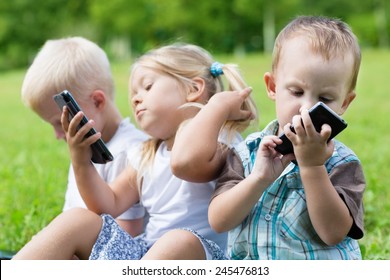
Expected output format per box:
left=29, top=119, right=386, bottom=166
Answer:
left=53, top=90, right=114, bottom=164
left=275, top=102, right=348, bottom=155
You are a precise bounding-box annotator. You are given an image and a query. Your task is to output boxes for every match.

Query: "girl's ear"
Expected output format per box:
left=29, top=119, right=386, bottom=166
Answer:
left=264, top=72, right=276, bottom=100
left=91, top=90, right=106, bottom=110
left=186, top=77, right=206, bottom=102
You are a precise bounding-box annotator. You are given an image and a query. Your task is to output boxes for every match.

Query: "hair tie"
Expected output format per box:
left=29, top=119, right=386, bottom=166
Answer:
left=210, top=62, right=224, bottom=77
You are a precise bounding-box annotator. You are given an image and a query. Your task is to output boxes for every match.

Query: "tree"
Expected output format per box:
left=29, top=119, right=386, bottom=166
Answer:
left=0, top=0, right=89, bottom=70
left=0, top=0, right=389, bottom=71
left=374, top=0, right=389, bottom=48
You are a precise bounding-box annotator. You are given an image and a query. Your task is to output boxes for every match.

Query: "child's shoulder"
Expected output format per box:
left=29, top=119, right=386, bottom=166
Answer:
left=333, top=139, right=359, bottom=158
left=326, top=139, right=361, bottom=169
left=234, top=132, right=261, bottom=156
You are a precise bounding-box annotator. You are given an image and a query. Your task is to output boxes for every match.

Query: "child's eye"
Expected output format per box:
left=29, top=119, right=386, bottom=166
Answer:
left=289, top=88, right=303, bottom=96
left=145, top=83, right=152, bottom=91
left=319, top=96, right=332, bottom=103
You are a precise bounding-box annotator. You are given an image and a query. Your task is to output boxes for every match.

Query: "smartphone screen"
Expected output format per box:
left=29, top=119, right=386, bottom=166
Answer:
left=53, top=90, right=114, bottom=164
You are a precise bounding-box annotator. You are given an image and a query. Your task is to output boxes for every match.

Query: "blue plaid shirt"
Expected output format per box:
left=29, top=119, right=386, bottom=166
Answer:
left=226, top=120, right=365, bottom=260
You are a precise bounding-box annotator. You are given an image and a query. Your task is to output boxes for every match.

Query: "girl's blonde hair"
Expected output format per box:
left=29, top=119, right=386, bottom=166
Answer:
left=131, top=43, right=258, bottom=186
left=21, top=37, right=115, bottom=111
left=272, top=16, right=361, bottom=92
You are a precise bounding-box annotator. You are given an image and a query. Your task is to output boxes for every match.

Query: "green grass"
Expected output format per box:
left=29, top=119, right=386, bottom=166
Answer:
left=0, top=50, right=389, bottom=259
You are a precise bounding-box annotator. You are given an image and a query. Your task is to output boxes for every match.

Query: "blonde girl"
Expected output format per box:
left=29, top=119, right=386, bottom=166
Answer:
left=13, top=43, right=257, bottom=260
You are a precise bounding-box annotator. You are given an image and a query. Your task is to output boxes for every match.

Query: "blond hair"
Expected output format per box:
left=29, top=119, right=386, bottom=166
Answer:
left=272, top=16, right=361, bottom=92
left=131, top=43, right=258, bottom=185
left=21, top=37, right=115, bottom=111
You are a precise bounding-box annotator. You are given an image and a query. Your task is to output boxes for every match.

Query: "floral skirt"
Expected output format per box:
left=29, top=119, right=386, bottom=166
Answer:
left=89, top=214, right=227, bottom=260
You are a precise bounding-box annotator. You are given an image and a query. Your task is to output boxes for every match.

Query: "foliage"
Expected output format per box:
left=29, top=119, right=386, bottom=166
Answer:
left=0, top=0, right=89, bottom=70
left=0, top=0, right=389, bottom=70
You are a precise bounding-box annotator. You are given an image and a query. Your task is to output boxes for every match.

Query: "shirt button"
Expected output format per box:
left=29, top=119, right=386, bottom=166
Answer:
left=264, top=214, right=272, bottom=221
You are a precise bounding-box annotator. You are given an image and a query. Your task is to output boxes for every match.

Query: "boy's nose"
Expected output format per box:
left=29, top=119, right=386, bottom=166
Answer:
left=299, top=101, right=316, bottom=113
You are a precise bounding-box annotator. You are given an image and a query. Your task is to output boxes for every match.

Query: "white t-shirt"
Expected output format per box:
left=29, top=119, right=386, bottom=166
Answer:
left=63, top=118, right=148, bottom=220
left=137, top=133, right=242, bottom=250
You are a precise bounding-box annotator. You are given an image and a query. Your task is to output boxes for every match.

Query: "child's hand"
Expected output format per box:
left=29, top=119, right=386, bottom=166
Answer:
left=284, top=109, right=334, bottom=167
left=208, top=87, right=254, bottom=121
left=61, top=107, right=101, bottom=166
left=251, top=136, right=295, bottom=184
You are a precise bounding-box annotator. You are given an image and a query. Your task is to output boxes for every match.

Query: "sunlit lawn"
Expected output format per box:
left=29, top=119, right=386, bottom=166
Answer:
left=0, top=50, right=389, bottom=259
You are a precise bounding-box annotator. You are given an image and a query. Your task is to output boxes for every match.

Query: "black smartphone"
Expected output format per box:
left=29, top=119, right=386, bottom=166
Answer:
left=53, top=90, right=114, bottom=164
left=275, top=102, right=348, bottom=155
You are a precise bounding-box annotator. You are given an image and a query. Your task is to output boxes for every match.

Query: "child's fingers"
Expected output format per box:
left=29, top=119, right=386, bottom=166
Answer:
left=300, top=109, right=316, bottom=137
left=82, top=131, right=101, bottom=146
left=61, top=106, right=70, bottom=132
left=239, top=109, right=255, bottom=120
left=238, top=87, right=252, bottom=98
left=260, top=135, right=281, bottom=149
left=292, top=114, right=304, bottom=135
left=67, top=111, right=84, bottom=137
left=283, top=122, right=296, bottom=142
left=73, top=119, right=96, bottom=143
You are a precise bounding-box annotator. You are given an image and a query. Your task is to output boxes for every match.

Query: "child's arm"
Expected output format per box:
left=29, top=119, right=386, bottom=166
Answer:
left=209, top=136, right=294, bottom=232
left=171, top=87, right=253, bottom=182
left=285, top=109, right=354, bottom=245
left=61, top=108, right=139, bottom=217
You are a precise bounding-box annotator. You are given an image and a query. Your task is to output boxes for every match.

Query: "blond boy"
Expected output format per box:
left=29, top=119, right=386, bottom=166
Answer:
left=21, top=37, right=147, bottom=236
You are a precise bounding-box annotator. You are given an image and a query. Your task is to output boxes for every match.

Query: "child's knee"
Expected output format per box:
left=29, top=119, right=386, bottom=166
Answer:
left=164, top=229, right=204, bottom=253
left=144, top=229, right=205, bottom=259
left=52, top=208, right=102, bottom=232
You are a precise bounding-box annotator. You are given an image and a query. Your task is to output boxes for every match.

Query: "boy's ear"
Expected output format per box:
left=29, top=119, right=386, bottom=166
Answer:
left=91, top=90, right=106, bottom=110
left=339, top=91, right=356, bottom=115
left=264, top=72, right=276, bottom=100
left=186, top=77, right=206, bottom=102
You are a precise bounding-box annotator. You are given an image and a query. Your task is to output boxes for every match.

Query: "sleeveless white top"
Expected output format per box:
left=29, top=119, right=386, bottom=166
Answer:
left=138, top=133, right=242, bottom=250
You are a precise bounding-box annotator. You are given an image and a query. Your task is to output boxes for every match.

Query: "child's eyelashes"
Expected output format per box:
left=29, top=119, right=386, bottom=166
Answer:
left=144, top=83, right=153, bottom=91
left=288, top=88, right=304, bottom=96
left=288, top=88, right=334, bottom=104
left=130, top=83, right=153, bottom=96
left=319, top=96, right=333, bottom=103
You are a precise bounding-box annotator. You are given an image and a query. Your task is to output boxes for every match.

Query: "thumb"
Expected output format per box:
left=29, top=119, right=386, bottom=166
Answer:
left=240, top=110, right=255, bottom=120
left=321, top=123, right=332, bottom=141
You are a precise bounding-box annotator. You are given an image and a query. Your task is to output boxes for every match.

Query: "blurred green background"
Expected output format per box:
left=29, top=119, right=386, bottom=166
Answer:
left=1, top=0, right=389, bottom=259
left=0, top=0, right=389, bottom=70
